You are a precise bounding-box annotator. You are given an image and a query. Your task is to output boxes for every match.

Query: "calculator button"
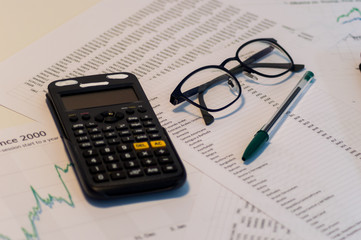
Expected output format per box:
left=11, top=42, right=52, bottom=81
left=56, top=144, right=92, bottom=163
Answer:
left=80, top=142, right=92, bottom=149
left=132, top=129, right=145, bottom=135
left=68, top=114, right=78, bottom=122
left=124, top=160, right=140, bottom=168
left=154, top=148, right=169, bottom=156
left=72, top=123, right=84, bottom=130
left=137, top=150, right=152, bottom=158
left=102, top=126, right=115, bottom=132
left=146, top=127, right=158, bottom=133
left=94, top=140, right=106, bottom=147
left=162, top=165, right=177, bottom=173
left=107, top=162, right=122, bottom=171
left=100, top=147, right=115, bottom=155
left=111, top=171, right=126, bottom=180
left=149, top=133, right=161, bottom=140
left=105, top=112, right=118, bottom=122
left=105, top=132, right=117, bottom=138
left=133, top=142, right=150, bottom=150
left=74, top=129, right=86, bottom=136
left=85, top=122, right=98, bottom=128
left=83, top=149, right=98, bottom=157
left=77, top=136, right=89, bottom=143
left=119, top=130, right=131, bottom=137
left=145, top=167, right=161, bottom=175
left=120, top=152, right=136, bottom=160
left=116, top=123, right=127, bottom=130
left=150, top=140, right=166, bottom=148
left=138, top=107, right=147, bottom=113
left=135, top=135, right=148, bottom=142
left=88, top=128, right=101, bottom=134
left=142, top=158, right=157, bottom=166
left=86, top=157, right=102, bottom=165
left=143, top=121, right=155, bottom=127
left=93, top=173, right=109, bottom=182
left=90, top=134, right=103, bottom=141
left=108, top=138, right=121, bottom=145
left=130, top=122, right=142, bottom=129
left=140, top=114, right=152, bottom=120
left=81, top=113, right=91, bottom=120
left=90, top=165, right=105, bottom=174
left=98, top=111, right=124, bottom=123
left=121, top=136, right=134, bottom=143
left=117, top=144, right=132, bottom=152
left=128, top=168, right=143, bottom=177
left=127, top=116, right=139, bottom=122
left=103, top=155, right=119, bottom=163
left=158, top=156, right=173, bottom=164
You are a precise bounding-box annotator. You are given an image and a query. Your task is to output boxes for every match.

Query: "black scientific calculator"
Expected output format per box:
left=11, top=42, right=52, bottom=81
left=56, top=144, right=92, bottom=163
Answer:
left=46, top=72, right=186, bottom=199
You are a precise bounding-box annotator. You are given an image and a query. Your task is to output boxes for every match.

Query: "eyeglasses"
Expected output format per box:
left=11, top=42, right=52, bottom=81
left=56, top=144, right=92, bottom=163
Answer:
left=170, top=38, right=305, bottom=125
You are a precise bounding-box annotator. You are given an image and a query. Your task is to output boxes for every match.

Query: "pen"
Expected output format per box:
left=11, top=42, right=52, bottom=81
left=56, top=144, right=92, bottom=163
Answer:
left=242, top=71, right=314, bottom=161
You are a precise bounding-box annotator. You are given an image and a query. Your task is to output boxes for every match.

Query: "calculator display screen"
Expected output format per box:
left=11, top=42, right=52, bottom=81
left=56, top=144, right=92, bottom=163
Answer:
left=61, top=87, right=139, bottom=110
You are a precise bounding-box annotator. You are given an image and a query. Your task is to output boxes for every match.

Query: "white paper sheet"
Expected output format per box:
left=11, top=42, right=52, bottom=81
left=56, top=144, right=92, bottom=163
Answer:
left=0, top=122, right=298, bottom=240
left=244, top=1, right=361, bottom=108
left=152, top=60, right=361, bottom=240
left=185, top=178, right=303, bottom=240
left=0, top=122, right=196, bottom=240
left=1, top=0, right=361, bottom=239
left=0, top=0, right=318, bottom=123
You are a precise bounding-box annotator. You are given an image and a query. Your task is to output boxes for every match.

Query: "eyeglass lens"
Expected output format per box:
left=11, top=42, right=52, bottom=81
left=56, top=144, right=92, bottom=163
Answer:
left=180, top=68, right=241, bottom=111
left=238, top=40, right=292, bottom=76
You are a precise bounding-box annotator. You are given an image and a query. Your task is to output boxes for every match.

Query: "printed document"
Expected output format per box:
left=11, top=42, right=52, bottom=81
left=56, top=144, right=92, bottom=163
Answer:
left=1, top=0, right=361, bottom=239
left=0, top=122, right=299, bottom=240
left=0, top=122, right=196, bottom=239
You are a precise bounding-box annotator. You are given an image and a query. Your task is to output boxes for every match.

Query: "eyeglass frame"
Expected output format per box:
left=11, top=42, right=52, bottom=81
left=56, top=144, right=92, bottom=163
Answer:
left=170, top=38, right=305, bottom=124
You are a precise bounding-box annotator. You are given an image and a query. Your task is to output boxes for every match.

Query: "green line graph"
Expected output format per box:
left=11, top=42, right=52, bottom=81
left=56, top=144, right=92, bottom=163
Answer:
left=337, top=7, right=361, bottom=24
left=0, top=164, right=74, bottom=240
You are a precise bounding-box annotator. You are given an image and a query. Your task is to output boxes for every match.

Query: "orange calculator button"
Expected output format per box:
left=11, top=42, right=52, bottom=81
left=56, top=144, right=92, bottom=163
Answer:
left=150, top=140, right=166, bottom=148
left=133, top=142, right=150, bottom=150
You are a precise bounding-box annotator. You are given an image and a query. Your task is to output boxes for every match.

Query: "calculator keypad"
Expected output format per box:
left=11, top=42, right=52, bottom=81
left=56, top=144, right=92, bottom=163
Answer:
left=69, top=107, right=177, bottom=184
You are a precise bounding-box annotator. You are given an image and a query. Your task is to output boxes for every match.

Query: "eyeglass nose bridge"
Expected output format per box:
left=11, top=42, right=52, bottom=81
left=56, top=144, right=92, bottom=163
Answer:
left=220, top=56, right=256, bottom=80
left=223, top=41, right=281, bottom=79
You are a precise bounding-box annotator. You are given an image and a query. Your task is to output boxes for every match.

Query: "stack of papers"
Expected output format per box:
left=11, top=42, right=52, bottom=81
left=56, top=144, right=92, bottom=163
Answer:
left=1, top=0, right=361, bottom=239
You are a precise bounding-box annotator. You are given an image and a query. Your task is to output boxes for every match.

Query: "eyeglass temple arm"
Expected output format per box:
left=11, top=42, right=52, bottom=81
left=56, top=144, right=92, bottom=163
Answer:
left=230, top=63, right=304, bottom=76
left=234, top=45, right=304, bottom=73
left=242, top=45, right=274, bottom=65
left=198, top=91, right=214, bottom=125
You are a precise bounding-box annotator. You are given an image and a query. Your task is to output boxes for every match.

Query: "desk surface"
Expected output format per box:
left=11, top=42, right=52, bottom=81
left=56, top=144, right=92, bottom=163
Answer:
left=0, top=0, right=101, bottom=128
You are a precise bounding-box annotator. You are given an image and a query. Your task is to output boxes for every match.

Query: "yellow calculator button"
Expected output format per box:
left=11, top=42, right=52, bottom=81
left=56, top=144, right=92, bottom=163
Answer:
left=150, top=140, right=166, bottom=148
left=133, top=142, right=150, bottom=150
